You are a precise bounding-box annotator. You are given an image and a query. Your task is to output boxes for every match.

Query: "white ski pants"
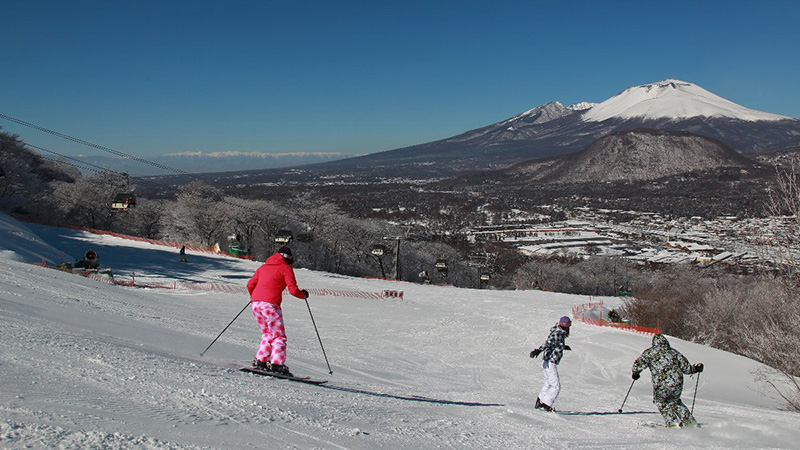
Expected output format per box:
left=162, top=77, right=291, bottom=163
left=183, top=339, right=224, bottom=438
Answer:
left=538, top=360, right=561, bottom=407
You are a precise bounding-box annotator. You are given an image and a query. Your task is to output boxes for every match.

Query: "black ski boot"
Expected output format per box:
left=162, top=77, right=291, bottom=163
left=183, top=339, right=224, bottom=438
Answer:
left=269, top=364, right=294, bottom=377
left=535, top=397, right=554, bottom=412
left=253, top=359, right=270, bottom=370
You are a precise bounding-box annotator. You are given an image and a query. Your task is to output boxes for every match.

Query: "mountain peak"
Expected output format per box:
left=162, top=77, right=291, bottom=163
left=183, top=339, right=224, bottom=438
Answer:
left=502, top=101, right=573, bottom=125
left=581, top=79, right=791, bottom=123
left=567, top=101, right=597, bottom=111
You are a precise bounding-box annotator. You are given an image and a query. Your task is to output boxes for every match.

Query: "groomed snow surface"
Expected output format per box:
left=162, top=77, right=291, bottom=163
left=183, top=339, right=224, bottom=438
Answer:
left=1, top=212, right=798, bottom=449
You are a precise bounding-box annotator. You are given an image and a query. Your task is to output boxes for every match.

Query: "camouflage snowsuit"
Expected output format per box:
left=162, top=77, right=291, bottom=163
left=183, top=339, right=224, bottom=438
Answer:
left=633, top=334, right=698, bottom=427
left=537, top=324, right=569, bottom=407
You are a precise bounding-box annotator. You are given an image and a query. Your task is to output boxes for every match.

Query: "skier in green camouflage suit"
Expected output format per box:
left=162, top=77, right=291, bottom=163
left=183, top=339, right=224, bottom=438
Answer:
left=632, top=334, right=704, bottom=427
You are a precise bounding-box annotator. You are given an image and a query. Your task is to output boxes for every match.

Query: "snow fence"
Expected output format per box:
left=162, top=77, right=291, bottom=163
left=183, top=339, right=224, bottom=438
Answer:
left=572, top=298, right=659, bottom=335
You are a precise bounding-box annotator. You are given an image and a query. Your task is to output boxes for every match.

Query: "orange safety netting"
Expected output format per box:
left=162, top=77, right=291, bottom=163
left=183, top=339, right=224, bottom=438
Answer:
left=572, top=298, right=660, bottom=335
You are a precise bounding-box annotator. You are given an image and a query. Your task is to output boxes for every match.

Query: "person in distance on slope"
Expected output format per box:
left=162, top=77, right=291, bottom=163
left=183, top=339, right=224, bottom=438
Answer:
left=632, top=334, right=704, bottom=428
left=529, top=316, right=572, bottom=412
left=247, top=246, right=309, bottom=376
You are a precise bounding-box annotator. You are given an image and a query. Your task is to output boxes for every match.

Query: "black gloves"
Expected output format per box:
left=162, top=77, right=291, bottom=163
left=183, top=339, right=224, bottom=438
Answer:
left=301, top=289, right=309, bottom=299
left=529, top=348, right=541, bottom=358
left=564, top=345, right=571, bottom=351
left=632, top=371, right=640, bottom=380
left=693, top=363, right=704, bottom=373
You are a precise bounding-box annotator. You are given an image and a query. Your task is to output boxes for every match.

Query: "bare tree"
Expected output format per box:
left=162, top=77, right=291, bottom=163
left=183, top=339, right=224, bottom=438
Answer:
left=766, top=155, right=800, bottom=220
left=293, top=192, right=342, bottom=237
left=119, top=198, right=167, bottom=239
left=0, top=131, right=73, bottom=215
left=229, top=199, right=288, bottom=259
left=165, top=181, right=230, bottom=246
left=50, top=170, right=125, bottom=229
left=756, top=156, right=800, bottom=409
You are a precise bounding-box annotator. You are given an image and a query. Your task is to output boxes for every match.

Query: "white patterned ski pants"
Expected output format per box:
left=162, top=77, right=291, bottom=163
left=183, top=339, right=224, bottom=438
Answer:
left=538, top=360, right=561, bottom=407
left=251, top=302, right=287, bottom=365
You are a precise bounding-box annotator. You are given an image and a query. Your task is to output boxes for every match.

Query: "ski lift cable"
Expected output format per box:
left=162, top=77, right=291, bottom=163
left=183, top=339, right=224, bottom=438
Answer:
left=2, top=113, right=295, bottom=222
left=33, top=141, right=292, bottom=226
left=38, top=152, right=289, bottom=222
left=33, top=142, right=170, bottom=189
left=0, top=113, right=190, bottom=175
left=37, top=153, right=165, bottom=195
left=39, top=154, right=109, bottom=175
left=29, top=143, right=129, bottom=175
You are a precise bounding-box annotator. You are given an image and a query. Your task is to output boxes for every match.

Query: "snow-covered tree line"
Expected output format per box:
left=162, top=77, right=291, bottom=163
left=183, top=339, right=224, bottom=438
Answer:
left=0, top=132, right=77, bottom=214
left=0, top=134, right=484, bottom=285
left=51, top=178, right=483, bottom=285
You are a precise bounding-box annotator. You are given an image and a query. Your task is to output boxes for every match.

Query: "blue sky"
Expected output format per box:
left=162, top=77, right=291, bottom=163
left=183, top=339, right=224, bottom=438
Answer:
left=2, top=0, right=799, bottom=160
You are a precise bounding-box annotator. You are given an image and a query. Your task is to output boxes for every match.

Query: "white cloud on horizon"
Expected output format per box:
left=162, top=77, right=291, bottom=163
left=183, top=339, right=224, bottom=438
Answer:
left=164, top=151, right=362, bottom=158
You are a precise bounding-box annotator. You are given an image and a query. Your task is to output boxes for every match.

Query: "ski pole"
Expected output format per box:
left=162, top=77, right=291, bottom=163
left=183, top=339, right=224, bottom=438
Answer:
left=200, top=300, right=251, bottom=357
left=305, top=296, right=333, bottom=374
left=618, top=378, right=636, bottom=413
left=690, top=372, right=701, bottom=414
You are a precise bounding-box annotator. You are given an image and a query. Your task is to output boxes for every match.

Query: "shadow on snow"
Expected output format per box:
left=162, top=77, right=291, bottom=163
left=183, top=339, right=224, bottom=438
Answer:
left=320, top=383, right=504, bottom=407
left=557, top=410, right=658, bottom=416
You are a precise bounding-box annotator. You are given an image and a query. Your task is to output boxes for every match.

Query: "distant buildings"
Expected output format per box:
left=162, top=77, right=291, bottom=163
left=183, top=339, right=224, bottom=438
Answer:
left=465, top=209, right=798, bottom=273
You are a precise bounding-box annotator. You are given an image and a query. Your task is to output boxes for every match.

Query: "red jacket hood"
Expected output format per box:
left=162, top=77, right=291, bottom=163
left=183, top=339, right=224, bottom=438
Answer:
left=265, top=252, right=289, bottom=266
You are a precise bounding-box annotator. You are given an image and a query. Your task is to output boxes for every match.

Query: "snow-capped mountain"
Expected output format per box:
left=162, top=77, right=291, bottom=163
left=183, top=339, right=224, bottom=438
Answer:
left=582, top=79, right=791, bottom=122
left=567, top=102, right=597, bottom=112
left=318, top=79, right=800, bottom=178
left=502, top=101, right=574, bottom=127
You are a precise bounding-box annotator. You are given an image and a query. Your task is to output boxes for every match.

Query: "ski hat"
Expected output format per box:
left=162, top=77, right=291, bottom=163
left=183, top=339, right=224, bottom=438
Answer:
left=559, top=316, right=572, bottom=327
left=278, top=246, right=293, bottom=263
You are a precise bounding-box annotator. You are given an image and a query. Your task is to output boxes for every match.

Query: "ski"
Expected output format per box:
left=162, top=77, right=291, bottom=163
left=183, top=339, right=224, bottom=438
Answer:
left=558, top=410, right=659, bottom=416
left=639, top=420, right=701, bottom=428
left=240, top=366, right=328, bottom=385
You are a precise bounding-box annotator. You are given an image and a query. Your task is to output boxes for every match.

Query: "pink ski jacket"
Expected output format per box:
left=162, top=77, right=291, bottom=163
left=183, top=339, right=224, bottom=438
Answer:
left=247, top=253, right=306, bottom=306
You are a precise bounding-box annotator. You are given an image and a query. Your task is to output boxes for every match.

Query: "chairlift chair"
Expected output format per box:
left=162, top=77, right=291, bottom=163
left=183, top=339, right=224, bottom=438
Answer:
left=274, top=229, right=293, bottom=244
left=111, top=193, right=136, bottom=211
left=371, top=244, right=388, bottom=256
left=435, top=259, right=448, bottom=272
left=480, top=271, right=491, bottom=282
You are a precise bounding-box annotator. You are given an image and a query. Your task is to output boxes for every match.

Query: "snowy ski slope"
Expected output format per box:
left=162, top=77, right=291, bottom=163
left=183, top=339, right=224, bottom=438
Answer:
left=0, top=213, right=797, bottom=449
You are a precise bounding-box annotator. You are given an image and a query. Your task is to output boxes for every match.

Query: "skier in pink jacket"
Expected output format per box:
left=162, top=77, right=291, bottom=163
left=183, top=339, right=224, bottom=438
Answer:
left=247, top=246, right=308, bottom=376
